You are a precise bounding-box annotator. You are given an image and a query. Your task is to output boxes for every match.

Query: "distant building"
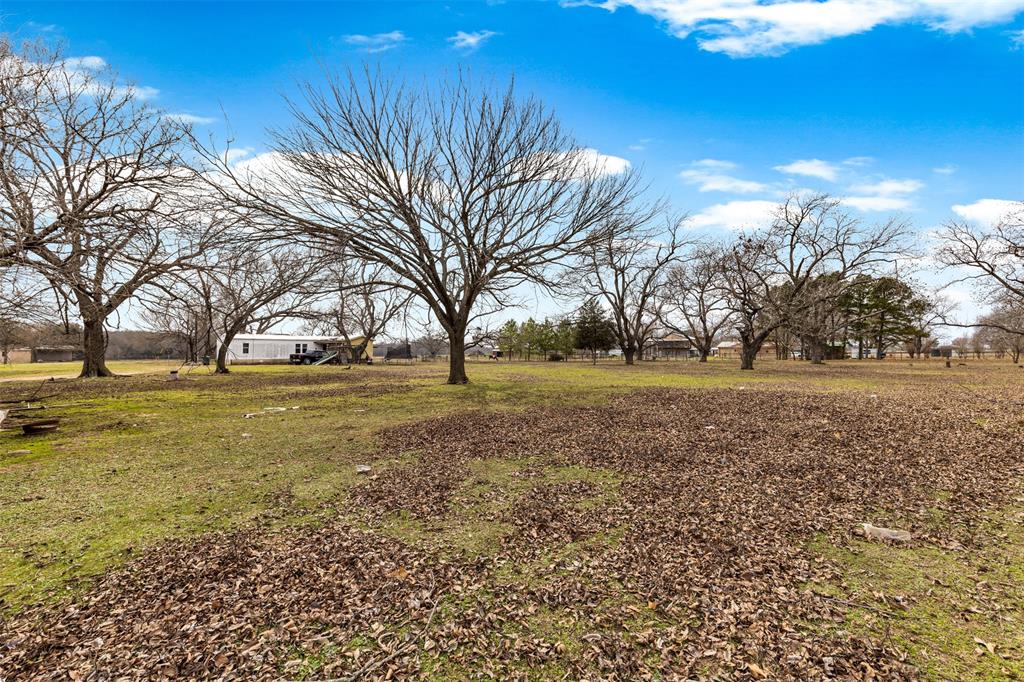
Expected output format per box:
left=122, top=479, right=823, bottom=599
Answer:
left=7, top=346, right=80, bottom=364
left=645, top=333, right=694, bottom=360
left=714, top=340, right=777, bottom=360
left=219, top=333, right=372, bottom=365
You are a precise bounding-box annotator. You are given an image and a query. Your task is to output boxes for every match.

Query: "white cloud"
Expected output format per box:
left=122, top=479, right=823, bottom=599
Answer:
left=569, top=148, right=631, bottom=176
left=689, top=200, right=777, bottom=231
left=225, top=147, right=255, bottom=164
left=848, top=178, right=924, bottom=195
left=773, top=158, right=839, bottom=182
left=569, top=0, right=1024, bottom=57
left=343, top=31, right=407, bottom=53
left=23, top=21, right=59, bottom=33
left=163, top=112, right=216, bottom=125
left=29, top=53, right=161, bottom=101
left=63, top=56, right=106, bottom=70
left=843, top=156, right=874, bottom=167
left=447, top=30, right=499, bottom=51
left=932, top=164, right=957, bottom=175
left=690, top=158, right=735, bottom=170
left=120, top=84, right=160, bottom=100
left=952, top=199, right=1021, bottom=226
left=679, top=159, right=766, bottom=193
left=843, top=196, right=912, bottom=212
left=628, top=137, right=652, bottom=151
left=1010, top=28, right=1024, bottom=49
left=844, top=176, right=922, bottom=212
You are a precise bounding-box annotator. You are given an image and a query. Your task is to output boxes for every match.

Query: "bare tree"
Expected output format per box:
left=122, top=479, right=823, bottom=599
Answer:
left=199, top=69, right=640, bottom=383
left=310, top=256, right=411, bottom=363
left=574, top=210, right=688, bottom=364
left=937, top=203, right=1024, bottom=306
left=660, top=244, right=732, bottom=362
left=903, top=292, right=951, bottom=359
left=415, top=326, right=449, bottom=362
left=0, top=42, right=222, bottom=376
left=722, top=194, right=908, bottom=369
left=203, top=244, right=330, bottom=373
left=975, top=301, right=1024, bottom=363
left=139, top=274, right=216, bottom=363
left=0, top=264, right=68, bottom=363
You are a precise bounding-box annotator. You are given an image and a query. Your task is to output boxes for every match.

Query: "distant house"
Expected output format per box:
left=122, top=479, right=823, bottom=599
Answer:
left=7, top=346, right=80, bottom=364
left=220, top=333, right=372, bottom=365
left=645, top=333, right=694, bottom=360
left=714, top=340, right=777, bottom=360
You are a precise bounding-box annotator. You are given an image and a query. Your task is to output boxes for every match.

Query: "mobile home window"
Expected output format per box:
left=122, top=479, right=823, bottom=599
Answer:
left=242, top=342, right=250, bottom=355
left=295, top=343, right=301, bottom=354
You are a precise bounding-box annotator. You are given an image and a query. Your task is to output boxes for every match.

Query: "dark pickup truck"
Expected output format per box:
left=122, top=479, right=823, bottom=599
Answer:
left=289, top=349, right=337, bottom=365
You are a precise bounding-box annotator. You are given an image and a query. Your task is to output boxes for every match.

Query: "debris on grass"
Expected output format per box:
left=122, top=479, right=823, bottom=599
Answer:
left=1, top=377, right=1021, bottom=679
left=861, top=523, right=912, bottom=543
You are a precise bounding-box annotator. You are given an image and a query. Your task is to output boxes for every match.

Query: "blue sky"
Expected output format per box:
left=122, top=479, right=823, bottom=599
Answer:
left=3, top=0, right=1023, bottom=321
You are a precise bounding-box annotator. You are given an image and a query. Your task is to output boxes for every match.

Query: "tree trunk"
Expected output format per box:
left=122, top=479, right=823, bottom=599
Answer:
left=215, top=342, right=231, bottom=374
left=740, top=345, right=756, bottom=370
left=447, top=333, right=468, bottom=384
left=808, top=340, right=825, bottom=365
left=80, top=318, right=114, bottom=378
left=623, top=346, right=635, bottom=365
left=698, top=348, right=709, bottom=363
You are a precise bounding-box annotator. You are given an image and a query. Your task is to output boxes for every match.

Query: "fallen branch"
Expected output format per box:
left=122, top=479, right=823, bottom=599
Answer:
left=322, top=586, right=446, bottom=682
left=814, top=593, right=912, bottom=619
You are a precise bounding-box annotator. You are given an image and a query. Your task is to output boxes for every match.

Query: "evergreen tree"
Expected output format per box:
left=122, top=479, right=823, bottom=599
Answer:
left=497, top=320, right=521, bottom=361
left=574, top=300, right=617, bottom=364
left=840, top=275, right=918, bottom=358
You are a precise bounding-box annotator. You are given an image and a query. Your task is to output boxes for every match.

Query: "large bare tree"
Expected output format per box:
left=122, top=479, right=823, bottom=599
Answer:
left=574, top=210, right=688, bottom=365
left=723, top=194, right=908, bottom=369
left=660, top=244, right=732, bottom=362
left=201, top=69, right=640, bottom=383
left=0, top=42, right=221, bottom=376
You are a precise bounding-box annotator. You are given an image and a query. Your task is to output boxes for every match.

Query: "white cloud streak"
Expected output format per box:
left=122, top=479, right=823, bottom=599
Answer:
left=568, top=0, right=1024, bottom=56
left=848, top=178, right=924, bottom=195
left=843, top=196, right=912, bottom=212
left=342, top=31, right=407, bottom=53
left=689, top=200, right=777, bottom=231
left=447, top=30, right=499, bottom=51
left=952, top=199, right=1021, bottom=226
left=679, top=159, right=767, bottom=193
left=163, top=113, right=216, bottom=125
left=844, top=176, right=923, bottom=212
left=773, top=158, right=839, bottom=182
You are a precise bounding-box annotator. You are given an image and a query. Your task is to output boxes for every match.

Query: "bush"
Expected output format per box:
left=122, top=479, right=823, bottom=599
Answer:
left=548, top=353, right=564, bottom=362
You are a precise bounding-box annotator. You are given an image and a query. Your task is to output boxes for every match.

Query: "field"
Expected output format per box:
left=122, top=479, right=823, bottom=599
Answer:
left=0, top=359, right=1022, bottom=679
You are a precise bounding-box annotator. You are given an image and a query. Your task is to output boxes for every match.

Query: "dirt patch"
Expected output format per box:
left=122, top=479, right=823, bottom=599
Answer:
left=2, top=387, right=1021, bottom=679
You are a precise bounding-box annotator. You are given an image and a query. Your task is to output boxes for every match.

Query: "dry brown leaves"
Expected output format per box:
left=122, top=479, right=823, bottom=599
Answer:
left=3, top=385, right=1022, bottom=680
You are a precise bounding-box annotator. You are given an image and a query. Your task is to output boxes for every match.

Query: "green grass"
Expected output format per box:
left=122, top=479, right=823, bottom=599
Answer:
left=808, top=507, right=1024, bottom=680
left=376, top=456, right=622, bottom=556
left=0, top=358, right=182, bottom=380
left=2, top=357, right=1023, bottom=680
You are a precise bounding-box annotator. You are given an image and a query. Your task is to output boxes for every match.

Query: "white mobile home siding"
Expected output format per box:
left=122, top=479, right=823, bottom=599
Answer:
left=218, top=334, right=369, bottom=365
